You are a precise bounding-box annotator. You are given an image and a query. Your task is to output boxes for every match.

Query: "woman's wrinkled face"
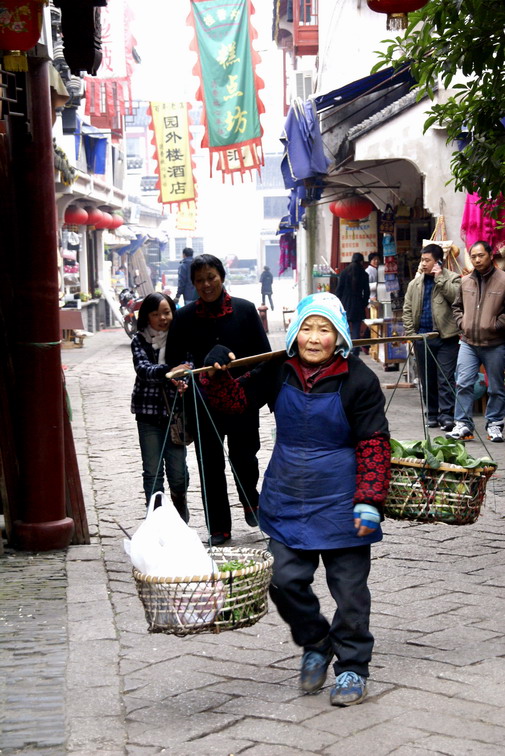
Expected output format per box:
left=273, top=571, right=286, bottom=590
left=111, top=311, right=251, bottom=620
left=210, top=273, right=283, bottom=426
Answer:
left=297, top=315, right=338, bottom=364
left=148, top=300, right=173, bottom=331
left=193, top=264, right=224, bottom=303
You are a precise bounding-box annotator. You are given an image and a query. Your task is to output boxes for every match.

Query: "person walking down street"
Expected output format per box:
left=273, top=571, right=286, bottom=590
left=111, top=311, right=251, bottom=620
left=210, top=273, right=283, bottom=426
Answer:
left=447, top=241, right=505, bottom=442
left=260, top=265, right=274, bottom=310
left=335, top=253, right=370, bottom=355
left=403, top=244, right=461, bottom=431
left=130, top=293, right=191, bottom=521
left=200, top=292, right=391, bottom=707
left=174, top=247, right=198, bottom=305
left=168, top=254, right=271, bottom=545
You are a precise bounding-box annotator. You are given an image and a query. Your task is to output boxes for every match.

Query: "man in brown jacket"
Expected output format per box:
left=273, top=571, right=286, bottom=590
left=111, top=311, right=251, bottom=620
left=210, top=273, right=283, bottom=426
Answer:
left=446, top=241, right=505, bottom=442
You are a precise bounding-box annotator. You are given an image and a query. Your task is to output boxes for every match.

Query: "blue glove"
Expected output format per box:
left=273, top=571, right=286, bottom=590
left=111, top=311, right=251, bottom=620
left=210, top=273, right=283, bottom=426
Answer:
left=353, top=503, right=380, bottom=530
left=204, top=345, right=233, bottom=368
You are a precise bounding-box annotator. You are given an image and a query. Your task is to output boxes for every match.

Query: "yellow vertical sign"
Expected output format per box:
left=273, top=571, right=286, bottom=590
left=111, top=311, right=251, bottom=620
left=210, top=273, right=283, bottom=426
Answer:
left=149, top=102, right=196, bottom=206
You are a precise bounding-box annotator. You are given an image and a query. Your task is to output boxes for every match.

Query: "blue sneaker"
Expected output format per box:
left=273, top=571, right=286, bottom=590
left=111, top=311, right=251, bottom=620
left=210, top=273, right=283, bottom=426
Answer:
left=330, top=671, right=367, bottom=706
left=300, top=648, right=333, bottom=693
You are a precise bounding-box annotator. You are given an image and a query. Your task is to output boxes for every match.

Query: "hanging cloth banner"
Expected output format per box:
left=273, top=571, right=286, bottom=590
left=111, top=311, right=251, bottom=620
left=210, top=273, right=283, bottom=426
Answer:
left=148, top=102, right=197, bottom=209
left=84, top=0, right=135, bottom=124
left=188, top=0, right=265, bottom=180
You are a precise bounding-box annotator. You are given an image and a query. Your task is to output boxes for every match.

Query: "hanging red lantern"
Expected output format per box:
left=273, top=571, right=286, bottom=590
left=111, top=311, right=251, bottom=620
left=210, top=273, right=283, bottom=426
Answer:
left=109, top=214, right=124, bottom=230
left=84, top=206, right=104, bottom=227
left=94, top=211, right=113, bottom=230
left=0, top=0, right=46, bottom=72
left=64, top=205, right=88, bottom=226
left=367, top=0, right=429, bottom=30
left=329, top=196, right=375, bottom=221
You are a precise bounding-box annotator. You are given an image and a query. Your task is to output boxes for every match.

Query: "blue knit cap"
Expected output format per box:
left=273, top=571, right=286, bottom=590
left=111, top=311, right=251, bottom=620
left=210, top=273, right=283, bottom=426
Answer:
left=286, top=292, right=353, bottom=358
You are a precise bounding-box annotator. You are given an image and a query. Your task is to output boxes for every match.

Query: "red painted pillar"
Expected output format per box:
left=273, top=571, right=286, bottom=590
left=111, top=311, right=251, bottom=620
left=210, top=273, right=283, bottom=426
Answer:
left=12, top=57, right=74, bottom=550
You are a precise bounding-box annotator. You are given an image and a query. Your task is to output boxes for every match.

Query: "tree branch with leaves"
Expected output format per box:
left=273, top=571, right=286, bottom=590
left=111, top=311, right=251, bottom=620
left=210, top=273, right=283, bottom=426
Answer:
left=372, top=0, right=505, bottom=214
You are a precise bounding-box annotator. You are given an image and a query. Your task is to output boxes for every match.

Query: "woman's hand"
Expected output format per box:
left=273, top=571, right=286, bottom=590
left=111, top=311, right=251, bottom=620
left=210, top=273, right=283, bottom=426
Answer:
left=353, top=504, right=380, bottom=538
left=203, top=345, right=235, bottom=377
left=170, top=363, right=192, bottom=394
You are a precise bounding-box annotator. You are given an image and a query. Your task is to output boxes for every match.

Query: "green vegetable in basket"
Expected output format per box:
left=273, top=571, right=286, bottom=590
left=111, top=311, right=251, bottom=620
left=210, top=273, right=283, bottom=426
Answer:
left=219, top=559, right=255, bottom=572
left=390, top=437, right=497, bottom=471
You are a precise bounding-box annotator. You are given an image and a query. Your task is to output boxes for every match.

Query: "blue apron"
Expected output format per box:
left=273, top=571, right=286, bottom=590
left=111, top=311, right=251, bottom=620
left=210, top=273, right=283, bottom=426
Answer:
left=260, top=382, right=383, bottom=550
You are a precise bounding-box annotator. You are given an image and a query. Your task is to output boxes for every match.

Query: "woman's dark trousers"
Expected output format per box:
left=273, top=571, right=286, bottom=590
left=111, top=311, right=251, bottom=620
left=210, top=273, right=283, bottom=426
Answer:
left=268, top=538, right=373, bottom=678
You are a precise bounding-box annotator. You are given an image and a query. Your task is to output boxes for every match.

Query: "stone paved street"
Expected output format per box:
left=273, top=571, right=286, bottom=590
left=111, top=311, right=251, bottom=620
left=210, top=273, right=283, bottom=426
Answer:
left=1, top=296, right=505, bottom=755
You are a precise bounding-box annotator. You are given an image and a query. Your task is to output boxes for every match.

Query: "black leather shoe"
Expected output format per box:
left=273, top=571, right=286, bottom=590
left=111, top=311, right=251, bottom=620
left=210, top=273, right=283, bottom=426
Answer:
left=427, top=419, right=439, bottom=428
left=208, top=532, right=231, bottom=547
left=243, top=507, right=259, bottom=527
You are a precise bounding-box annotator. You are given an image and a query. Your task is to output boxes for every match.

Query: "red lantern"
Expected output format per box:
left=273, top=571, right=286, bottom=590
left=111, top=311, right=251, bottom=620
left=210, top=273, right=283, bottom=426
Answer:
left=84, top=206, right=104, bottom=227
left=109, top=214, right=124, bottom=230
left=329, top=196, right=375, bottom=221
left=64, top=205, right=88, bottom=226
left=0, top=0, right=46, bottom=72
left=94, top=211, right=113, bottom=230
left=367, top=0, right=429, bottom=30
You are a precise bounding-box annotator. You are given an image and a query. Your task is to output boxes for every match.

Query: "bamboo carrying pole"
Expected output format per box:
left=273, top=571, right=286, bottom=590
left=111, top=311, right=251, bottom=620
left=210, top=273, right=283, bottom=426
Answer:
left=166, top=332, right=439, bottom=380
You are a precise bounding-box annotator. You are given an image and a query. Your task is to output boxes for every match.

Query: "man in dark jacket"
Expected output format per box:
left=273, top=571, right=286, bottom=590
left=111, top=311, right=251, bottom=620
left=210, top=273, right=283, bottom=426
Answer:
left=447, top=241, right=505, bottom=442
left=335, top=253, right=370, bottom=356
left=175, top=247, right=197, bottom=305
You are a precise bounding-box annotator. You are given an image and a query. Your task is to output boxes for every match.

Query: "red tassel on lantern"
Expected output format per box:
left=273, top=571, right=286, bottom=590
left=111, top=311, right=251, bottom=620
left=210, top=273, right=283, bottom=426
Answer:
left=0, top=0, right=46, bottom=72
left=329, top=196, right=375, bottom=221
left=367, top=0, right=429, bottom=30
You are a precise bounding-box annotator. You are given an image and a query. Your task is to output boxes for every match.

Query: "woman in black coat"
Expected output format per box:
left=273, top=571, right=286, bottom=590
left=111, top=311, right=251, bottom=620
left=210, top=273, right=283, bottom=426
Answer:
left=335, top=253, right=370, bottom=356
left=167, top=254, right=271, bottom=545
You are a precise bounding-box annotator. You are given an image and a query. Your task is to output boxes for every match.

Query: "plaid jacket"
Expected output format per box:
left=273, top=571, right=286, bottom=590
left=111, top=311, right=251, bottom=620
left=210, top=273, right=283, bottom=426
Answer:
left=130, top=333, right=178, bottom=418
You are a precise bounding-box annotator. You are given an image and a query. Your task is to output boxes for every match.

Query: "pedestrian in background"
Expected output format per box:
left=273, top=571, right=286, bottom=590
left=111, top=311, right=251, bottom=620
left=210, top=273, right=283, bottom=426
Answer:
left=365, top=253, right=381, bottom=300
left=130, top=293, right=190, bottom=520
left=200, top=292, right=391, bottom=707
left=447, top=240, right=505, bottom=442
left=335, top=253, right=370, bottom=356
left=168, top=254, right=271, bottom=545
left=403, top=243, right=461, bottom=431
left=174, top=247, right=197, bottom=305
left=260, top=265, right=274, bottom=310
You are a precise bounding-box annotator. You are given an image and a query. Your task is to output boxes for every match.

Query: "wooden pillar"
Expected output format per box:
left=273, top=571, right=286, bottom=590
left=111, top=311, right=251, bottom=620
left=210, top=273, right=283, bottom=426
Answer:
left=12, top=57, right=74, bottom=550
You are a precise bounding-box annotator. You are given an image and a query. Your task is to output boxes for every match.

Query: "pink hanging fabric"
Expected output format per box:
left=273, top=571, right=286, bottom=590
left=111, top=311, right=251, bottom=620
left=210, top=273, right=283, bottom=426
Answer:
left=460, top=192, right=505, bottom=250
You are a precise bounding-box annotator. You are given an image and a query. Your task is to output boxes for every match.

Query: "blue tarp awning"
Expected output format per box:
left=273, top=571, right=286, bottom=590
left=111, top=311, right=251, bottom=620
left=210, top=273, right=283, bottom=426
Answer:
left=314, top=64, right=416, bottom=113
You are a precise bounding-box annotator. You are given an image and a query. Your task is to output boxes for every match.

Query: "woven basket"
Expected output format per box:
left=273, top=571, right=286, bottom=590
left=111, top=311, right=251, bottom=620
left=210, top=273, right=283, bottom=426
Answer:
left=384, top=457, right=495, bottom=525
left=133, top=546, right=274, bottom=636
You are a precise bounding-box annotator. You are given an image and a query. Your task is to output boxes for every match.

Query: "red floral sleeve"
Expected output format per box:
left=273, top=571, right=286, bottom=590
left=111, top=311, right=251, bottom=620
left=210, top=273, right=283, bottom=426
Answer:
left=199, top=372, right=248, bottom=414
left=353, top=432, right=391, bottom=513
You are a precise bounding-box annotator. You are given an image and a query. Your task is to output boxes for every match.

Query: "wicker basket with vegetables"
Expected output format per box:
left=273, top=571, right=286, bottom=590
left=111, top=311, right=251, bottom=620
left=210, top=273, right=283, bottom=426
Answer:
left=385, top=437, right=496, bottom=525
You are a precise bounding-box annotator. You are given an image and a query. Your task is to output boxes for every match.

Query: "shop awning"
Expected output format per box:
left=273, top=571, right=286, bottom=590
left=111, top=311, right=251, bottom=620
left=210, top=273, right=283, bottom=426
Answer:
left=313, top=64, right=416, bottom=113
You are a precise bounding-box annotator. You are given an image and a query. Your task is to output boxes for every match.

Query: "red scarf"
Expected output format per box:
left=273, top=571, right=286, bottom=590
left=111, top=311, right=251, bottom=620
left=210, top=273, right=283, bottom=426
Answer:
left=195, top=291, right=233, bottom=319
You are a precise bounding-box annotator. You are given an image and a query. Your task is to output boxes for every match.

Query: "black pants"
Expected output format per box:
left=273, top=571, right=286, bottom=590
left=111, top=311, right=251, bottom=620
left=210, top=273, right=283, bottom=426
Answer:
left=268, top=539, right=373, bottom=678
left=262, top=293, right=274, bottom=310
left=414, top=336, right=459, bottom=424
left=192, top=405, right=260, bottom=535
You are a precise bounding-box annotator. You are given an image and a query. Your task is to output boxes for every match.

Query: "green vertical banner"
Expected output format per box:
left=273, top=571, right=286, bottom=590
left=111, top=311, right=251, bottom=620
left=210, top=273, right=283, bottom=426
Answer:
left=189, top=0, right=264, bottom=178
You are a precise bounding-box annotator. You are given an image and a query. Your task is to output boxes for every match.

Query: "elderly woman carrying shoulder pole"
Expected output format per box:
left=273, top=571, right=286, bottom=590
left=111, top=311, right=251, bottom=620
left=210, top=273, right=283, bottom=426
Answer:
left=200, top=292, right=391, bottom=707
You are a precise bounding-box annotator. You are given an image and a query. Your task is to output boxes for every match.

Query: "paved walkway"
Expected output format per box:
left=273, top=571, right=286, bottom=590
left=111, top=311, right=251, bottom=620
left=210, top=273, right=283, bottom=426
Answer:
left=1, top=308, right=505, bottom=755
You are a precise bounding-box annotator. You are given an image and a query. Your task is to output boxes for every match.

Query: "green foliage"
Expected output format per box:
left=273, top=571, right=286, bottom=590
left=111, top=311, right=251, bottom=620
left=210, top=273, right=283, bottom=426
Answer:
left=372, top=0, right=505, bottom=213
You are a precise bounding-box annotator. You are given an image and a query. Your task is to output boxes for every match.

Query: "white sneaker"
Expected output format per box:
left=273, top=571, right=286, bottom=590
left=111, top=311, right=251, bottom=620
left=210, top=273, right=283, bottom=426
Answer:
left=487, top=424, right=503, bottom=443
left=445, top=422, right=474, bottom=441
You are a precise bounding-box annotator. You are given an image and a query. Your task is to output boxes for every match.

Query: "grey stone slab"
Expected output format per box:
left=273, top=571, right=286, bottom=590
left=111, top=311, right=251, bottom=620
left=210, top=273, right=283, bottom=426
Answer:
left=397, top=735, right=502, bottom=755
left=206, top=716, right=337, bottom=751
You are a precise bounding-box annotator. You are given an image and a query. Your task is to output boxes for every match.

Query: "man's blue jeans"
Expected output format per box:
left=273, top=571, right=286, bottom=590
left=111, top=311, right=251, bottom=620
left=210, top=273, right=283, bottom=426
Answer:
left=137, top=420, right=189, bottom=503
left=454, top=342, right=505, bottom=429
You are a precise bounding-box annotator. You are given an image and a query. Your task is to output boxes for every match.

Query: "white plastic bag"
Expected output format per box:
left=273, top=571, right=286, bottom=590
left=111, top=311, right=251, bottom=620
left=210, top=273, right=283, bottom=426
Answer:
left=125, top=492, right=217, bottom=578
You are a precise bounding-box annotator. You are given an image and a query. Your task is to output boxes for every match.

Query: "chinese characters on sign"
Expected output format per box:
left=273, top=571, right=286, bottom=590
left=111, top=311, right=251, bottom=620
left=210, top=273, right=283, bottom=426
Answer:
left=339, top=214, right=378, bottom=263
left=190, top=0, right=264, bottom=179
left=148, top=102, right=197, bottom=208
